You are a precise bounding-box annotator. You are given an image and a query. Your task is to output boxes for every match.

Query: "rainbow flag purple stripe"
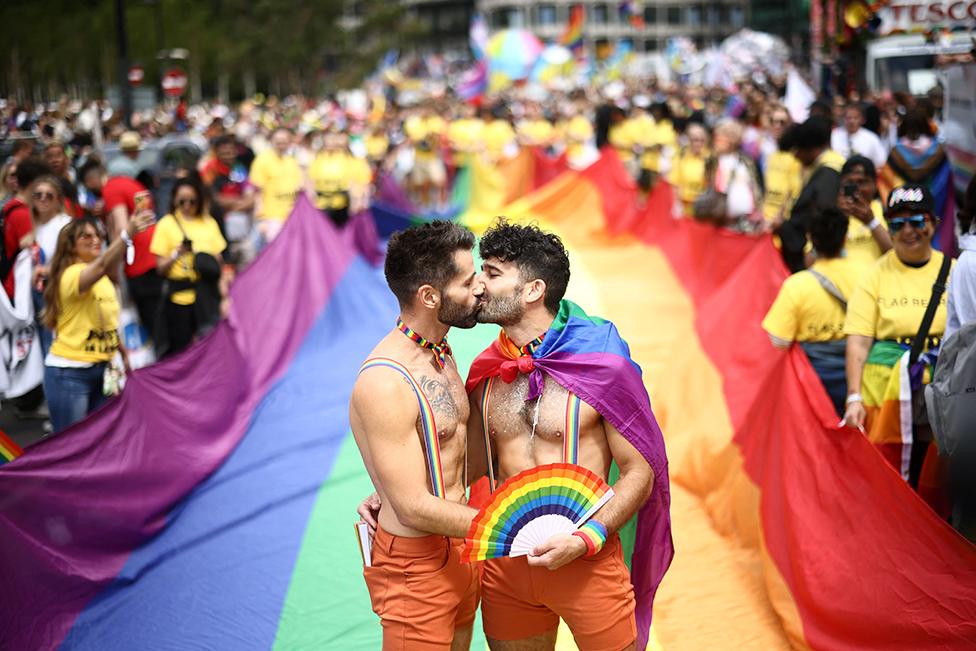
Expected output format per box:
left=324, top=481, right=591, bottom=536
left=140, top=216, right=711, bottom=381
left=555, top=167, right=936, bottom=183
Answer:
left=0, top=197, right=402, bottom=649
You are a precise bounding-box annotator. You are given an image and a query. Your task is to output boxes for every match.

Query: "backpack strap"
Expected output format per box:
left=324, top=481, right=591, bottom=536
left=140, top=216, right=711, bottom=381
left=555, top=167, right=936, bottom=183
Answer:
left=481, top=376, right=497, bottom=494
left=807, top=269, right=848, bottom=310
left=910, top=255, right=952, bottom=366
left=359, top=357, right=446, bottom=499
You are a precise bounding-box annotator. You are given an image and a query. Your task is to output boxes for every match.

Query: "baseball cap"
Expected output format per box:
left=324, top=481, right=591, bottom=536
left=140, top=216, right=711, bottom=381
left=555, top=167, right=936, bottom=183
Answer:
left=885, top=183, right=935, bottom=218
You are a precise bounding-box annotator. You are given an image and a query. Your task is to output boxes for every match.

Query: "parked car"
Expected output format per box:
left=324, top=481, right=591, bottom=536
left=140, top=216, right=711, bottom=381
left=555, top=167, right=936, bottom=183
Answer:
left=100, top=135, right=205, bottom=214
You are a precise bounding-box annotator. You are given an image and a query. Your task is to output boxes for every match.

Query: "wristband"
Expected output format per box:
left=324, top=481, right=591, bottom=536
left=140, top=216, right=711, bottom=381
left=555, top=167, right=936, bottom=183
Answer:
left=867, top=218, right=881, bottom=231
left=846, top=393, right=863, bottom=405
left=572, top=521, right=608, bottom=557
left=119, top=230, right=135, bottom=265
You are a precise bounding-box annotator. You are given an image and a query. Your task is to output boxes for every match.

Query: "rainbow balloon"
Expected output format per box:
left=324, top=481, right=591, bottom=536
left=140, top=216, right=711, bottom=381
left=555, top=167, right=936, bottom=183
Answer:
left=462, top=463, right=613, bottom=562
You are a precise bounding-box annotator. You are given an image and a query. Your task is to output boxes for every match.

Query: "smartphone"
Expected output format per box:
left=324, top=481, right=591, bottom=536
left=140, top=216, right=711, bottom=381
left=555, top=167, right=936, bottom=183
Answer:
left=133, top=190, right=152, bottom=215
left=842, top=182, right=858, bottom=198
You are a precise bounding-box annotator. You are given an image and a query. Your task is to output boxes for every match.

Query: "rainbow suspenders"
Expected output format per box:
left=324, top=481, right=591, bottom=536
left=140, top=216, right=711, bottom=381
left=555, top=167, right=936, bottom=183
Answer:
left=480, top=376, right=583, bottom=493
left=359, top=358, right=446, bottom=498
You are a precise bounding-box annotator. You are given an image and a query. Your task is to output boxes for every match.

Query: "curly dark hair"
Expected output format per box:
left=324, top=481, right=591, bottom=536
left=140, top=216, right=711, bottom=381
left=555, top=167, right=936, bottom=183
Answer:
left=809, top=207, right=849, bottom=258
left=479, top=219, right=570, bottom=314
left=385, top=221, right=475, bottom=308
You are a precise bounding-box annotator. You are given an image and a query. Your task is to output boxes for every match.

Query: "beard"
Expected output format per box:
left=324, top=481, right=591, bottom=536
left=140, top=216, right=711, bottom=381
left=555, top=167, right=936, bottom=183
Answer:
left=438, top=294, right=481, bottom=329
left=477, top=287, right=524, bottom=326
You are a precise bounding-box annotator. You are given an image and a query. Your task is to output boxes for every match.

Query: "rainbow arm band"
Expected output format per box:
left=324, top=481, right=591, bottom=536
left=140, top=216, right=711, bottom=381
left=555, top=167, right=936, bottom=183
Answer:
left=572, top=520, right=608, bottom=557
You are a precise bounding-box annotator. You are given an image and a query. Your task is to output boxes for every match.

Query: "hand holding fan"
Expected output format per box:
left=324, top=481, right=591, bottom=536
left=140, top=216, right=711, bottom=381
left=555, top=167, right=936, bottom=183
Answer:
left=462, top=463, right=613, bottom=563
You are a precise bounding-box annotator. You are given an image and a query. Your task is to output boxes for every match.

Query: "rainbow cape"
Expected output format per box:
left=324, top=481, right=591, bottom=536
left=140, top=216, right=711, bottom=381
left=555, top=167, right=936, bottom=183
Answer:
left=465, top=299, right=672, bottom=651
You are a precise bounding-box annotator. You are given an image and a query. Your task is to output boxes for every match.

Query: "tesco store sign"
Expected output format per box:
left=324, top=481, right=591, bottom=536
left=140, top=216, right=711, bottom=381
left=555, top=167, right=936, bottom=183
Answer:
left=878, top=0, right=976, bottom=32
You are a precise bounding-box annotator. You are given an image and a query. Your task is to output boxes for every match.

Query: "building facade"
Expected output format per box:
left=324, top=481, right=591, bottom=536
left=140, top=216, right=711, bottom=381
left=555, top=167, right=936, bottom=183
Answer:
left=478, top=0, right=749, bottom=53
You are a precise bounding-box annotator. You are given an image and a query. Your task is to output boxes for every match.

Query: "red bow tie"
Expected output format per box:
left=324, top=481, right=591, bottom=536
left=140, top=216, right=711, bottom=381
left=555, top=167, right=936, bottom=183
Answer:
left=499, top=356, right=536, bottom=383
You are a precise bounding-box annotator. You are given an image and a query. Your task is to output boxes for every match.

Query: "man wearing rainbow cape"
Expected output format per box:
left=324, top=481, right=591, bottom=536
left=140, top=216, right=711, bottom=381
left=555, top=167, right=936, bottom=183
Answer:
left=465, top=220, right=673, bottom=651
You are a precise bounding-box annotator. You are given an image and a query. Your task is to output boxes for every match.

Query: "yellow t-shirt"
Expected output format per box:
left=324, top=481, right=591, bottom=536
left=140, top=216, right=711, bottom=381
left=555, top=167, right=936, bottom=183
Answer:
left=762, top=151, right=803, bottom=221
left=49, top=264, right=121, bottom=363
left=365, top=133, right=389, bottom=162
left=405, top=116, right=447, bottom=161
left=483, top=120, right=517, bottom=160
left=149, top=213, right=227, bottom=306
left=844, top=200, right=887, bottom=271
left=844, top=250, right=954, bottom=342
left=517, top=119, right=554, bottom=146
left=447, top=118, right=485, bottom=153
left=630, top=114, right=656, bottom=148
left=561, top=115, right=594, bottom=159
left=609, top=120, right=637, bottom=162
left=249, top=150, right=303, bottom=222
left=667, top=149, right=708, bottom=213
left=763, top=257, right=861, bottom=343
left=308, top=152, right=372, bottom=211
left=640, top=120, right=677, bottom=172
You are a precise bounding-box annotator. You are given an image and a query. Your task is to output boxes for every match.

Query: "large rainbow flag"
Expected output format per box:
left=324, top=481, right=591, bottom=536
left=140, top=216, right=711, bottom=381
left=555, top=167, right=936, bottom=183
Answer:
left=1, top=147, right=975, bottom=650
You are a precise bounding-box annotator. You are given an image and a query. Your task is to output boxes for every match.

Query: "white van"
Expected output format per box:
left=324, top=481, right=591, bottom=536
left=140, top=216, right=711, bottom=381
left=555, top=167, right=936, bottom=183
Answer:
left=866, top=33, right=974, bottom=95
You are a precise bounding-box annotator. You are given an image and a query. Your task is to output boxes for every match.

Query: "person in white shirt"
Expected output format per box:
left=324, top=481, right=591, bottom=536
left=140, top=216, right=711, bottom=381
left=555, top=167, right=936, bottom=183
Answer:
left=831, top=103, right=888, bottom=169
left=946, top=176, right=976, bottom=341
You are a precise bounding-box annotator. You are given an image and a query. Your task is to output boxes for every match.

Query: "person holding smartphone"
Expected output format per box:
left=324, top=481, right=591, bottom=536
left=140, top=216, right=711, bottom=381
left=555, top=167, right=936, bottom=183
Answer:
left=149, top=177, right=226, bottom=357
left=41, top=213, right=153, bottom=432
left=835, top=156, right=892, bottom=271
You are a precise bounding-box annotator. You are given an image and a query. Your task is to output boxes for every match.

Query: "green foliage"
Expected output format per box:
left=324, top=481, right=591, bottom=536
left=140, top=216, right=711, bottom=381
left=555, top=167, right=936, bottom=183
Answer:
left=0, top=0, right=427, bottom=99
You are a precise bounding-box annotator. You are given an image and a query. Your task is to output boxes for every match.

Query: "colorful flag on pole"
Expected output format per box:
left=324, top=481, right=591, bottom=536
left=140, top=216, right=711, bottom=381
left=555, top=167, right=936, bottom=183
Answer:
left=560, top=5, right=586, bottom=52
left=619, top=0, right=645, bottom=28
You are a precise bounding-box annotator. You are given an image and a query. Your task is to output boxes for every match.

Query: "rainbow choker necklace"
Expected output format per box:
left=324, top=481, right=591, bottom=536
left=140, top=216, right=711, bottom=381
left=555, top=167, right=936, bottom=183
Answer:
left=396, top=317, right=453, bottom=369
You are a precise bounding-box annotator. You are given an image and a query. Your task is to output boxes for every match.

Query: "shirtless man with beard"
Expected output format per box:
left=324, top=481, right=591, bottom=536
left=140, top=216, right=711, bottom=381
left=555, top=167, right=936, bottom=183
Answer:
left=465, top=220, right=666, bottom=651
left=350, top=221, right=484, bottom=650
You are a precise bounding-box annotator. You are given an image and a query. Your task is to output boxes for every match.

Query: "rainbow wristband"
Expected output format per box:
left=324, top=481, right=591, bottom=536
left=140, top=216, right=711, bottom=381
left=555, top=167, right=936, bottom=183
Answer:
left=572, top=521, right=608, bottom=557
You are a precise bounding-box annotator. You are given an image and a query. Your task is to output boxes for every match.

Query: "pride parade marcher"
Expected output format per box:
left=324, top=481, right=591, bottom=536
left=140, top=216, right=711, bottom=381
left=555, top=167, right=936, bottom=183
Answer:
left=250, top=126, right=303, bottom=244
left=350, top=221, right=483, bottom=650
left=465, top=221, right=672, bottom=651
left=763, top=207, right=859, bottom=415
left=41, top=213, right=153, bottom=432
left=835, top=155, right=891, bottom=270
left=843, top=184, right=954, bottom=515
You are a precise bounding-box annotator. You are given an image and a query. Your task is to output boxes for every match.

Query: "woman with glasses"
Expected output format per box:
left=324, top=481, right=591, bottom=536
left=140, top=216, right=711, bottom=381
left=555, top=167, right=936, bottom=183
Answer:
left=41, top=214, right=152, bottom=432
left=27, top=176, right=73, bottom=355
left=843, top=183, right=955, bottom=514
left=761, top=108, right=803, bottom=226
left=835, top=156, right=892, bottom=271
left=149, top=177, right=227, bottom=357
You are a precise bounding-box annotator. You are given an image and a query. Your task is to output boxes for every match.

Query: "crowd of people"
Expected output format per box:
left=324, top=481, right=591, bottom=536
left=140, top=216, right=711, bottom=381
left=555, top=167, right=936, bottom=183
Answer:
left=1, top=73, right=974, bottom=537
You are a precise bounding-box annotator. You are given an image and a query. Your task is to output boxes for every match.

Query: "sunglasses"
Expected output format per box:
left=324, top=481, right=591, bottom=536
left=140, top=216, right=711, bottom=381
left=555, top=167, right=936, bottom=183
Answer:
left=888, top=214, right=929, bottom=233
left=33, top=191, right=56, bottom=201
left=175, top=197, right=198, bottom=207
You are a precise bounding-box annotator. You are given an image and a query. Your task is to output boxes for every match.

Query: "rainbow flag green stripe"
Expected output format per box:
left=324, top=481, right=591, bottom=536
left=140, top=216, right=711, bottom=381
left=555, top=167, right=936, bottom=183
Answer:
left=359, top=358, right=446, bottom=498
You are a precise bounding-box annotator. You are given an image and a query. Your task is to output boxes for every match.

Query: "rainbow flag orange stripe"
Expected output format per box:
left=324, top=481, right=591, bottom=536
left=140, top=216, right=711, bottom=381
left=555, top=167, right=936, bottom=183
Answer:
left=0, top=430, right=23, bottom=466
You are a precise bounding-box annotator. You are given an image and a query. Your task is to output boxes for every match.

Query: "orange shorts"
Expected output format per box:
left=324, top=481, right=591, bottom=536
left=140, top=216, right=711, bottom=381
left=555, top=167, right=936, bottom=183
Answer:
left=364, top=525, right=480, bottom=650
left=482, top=534, right=636, bottom=651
